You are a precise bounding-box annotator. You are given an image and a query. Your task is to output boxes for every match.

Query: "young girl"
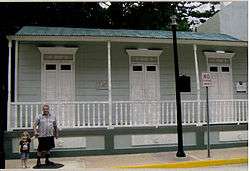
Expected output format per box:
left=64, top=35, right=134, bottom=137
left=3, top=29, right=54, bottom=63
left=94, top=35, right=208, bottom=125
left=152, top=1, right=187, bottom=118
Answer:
left=19, top=131, right=31, bottom=168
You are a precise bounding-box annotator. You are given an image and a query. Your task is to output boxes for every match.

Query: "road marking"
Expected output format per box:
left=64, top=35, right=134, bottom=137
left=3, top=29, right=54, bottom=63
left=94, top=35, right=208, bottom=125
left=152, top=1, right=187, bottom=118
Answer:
left=114, top=158, right=248, bottom=168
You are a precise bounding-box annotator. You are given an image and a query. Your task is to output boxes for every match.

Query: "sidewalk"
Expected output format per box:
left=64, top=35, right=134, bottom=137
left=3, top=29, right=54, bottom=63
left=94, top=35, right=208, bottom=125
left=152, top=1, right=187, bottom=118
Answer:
left=5, top=147, right=248, bottom=170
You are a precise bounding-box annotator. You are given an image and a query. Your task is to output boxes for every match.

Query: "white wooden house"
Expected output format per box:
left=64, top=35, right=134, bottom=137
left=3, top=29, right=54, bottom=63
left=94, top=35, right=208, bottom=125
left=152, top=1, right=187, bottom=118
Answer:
left=5, top=26, right=248, bottom=158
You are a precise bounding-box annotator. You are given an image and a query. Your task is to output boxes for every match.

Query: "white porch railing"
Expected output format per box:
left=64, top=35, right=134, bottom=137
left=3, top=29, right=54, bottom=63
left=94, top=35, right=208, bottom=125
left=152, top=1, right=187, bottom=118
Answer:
left=8, top=99, right=248, bottom=130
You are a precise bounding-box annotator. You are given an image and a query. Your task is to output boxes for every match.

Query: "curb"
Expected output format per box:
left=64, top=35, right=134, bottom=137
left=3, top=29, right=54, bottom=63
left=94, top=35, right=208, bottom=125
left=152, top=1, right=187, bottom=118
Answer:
left=114, top=158, right=248, bottom=168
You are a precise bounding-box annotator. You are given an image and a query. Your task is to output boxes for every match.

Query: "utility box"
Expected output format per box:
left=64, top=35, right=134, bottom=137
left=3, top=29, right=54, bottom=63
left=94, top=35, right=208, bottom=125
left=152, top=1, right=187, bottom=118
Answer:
left=178, top=75, right=191, bottom=92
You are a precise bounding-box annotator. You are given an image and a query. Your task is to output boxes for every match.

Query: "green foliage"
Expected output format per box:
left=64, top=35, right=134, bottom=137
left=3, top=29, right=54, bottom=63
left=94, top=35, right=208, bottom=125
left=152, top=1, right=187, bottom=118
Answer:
left=0, top=2, right=220, bottom=34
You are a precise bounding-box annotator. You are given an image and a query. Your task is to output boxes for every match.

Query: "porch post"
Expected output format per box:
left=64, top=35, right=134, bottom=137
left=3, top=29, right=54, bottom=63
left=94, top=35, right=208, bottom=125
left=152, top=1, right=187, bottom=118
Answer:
left=193, top=44, right=201, bottom=125
left=14, top=41, right=18, bottom=102
left=107, top=41, right=112, bottom=128
left=7, top=40, right=12, bottom=131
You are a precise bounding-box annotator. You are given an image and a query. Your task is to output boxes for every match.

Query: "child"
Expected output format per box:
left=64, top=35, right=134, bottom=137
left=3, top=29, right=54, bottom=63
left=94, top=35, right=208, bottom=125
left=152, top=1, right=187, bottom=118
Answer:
left=19, top=131, right=31, bottom=168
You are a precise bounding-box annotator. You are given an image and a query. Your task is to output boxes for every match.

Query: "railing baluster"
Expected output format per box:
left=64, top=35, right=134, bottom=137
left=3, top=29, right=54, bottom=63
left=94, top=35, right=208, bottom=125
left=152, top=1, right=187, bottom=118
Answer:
left=242, top=101, right=245, bottom=122
left=161, top=102, right=164, bottom=125
left=170, top=102, right=174, bottom=125
left=31, top=105, right=34, bottom=128
left=166, top=102, right=169, bottom=124
left=125, top=103, right=128, bottom=126
left=130, top=103, right=132, bottom=126
left=25, top=105, right=28, bottom=128
left=203, top=101, right=206, bottom=123
left=238, top=101, right=242, bottom=122
left=92, top=104, right=95, bottom=126
left=188, top=102, right=191, bottom=124
left=14, top=104, right=17, bottom=128
left=120, top=103, right=124, bottom=125
left=245, top=101, right=248, bottom=121
left=103, top=104, right=106, bottom=126
left=82, top=104, right=85, bottom=126
left=87, top=104, right=90, bottom=127
left=183, top=102, right=186, bottom=124
left=192, top=102, right=195, bottom=123
left=97, top=104, right=100, bottom=126
left=20, top=105, right=23, bottom=128
left=234, top=100, right=236, bottom=123
left=115, top=103, right=118, bottom=126
left=62, top=104, right=65, bottom=127
left=77, top=103, right=80, bottom=127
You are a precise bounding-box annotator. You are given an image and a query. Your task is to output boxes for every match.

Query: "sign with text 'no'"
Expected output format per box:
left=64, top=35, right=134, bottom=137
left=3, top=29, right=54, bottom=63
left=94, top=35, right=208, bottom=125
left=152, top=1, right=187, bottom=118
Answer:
left=201, top=72, right=212, bottom=87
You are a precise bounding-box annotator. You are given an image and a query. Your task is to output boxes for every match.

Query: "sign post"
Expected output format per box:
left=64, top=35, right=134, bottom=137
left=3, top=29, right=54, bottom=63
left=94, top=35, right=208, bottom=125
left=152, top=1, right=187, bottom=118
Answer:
left=201, top=72, right=212, bottom=158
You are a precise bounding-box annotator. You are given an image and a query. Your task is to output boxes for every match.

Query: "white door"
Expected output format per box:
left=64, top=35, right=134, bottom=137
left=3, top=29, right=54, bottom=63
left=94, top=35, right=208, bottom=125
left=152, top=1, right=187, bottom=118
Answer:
left=130, top=63, right=160, bottom=125
left=208, top=64, right=233, bottom=122
left=43, top=62, right=75, bottom=126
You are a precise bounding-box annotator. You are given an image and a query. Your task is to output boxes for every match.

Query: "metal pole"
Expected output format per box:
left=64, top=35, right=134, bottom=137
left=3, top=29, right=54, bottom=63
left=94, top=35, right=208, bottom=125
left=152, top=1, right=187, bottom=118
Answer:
left=206, top=86, right=211, bottom=158
left=171, top=15, right=186, bottom=157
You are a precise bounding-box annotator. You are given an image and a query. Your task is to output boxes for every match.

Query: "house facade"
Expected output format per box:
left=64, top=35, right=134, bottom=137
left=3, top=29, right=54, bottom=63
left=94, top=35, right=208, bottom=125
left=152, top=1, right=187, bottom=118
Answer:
left=5, top=26, right=248, bottom=159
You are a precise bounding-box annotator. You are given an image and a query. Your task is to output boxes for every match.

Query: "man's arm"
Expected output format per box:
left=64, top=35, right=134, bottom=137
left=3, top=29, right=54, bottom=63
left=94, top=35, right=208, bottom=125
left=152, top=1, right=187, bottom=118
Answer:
left=33, top=122, right=38, bottom=137
left=53, top=125, right=59, bottom=139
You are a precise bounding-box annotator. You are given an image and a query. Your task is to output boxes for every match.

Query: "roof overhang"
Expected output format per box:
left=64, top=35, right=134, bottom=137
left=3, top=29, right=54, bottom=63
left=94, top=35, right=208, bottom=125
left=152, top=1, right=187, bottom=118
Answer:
left=7, top=35, right=248, bottom=47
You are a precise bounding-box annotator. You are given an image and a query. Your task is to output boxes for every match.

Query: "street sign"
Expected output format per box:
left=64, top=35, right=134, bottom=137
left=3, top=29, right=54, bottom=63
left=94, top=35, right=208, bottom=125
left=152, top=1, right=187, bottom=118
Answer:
left=201, top=72, right=212, bottom=87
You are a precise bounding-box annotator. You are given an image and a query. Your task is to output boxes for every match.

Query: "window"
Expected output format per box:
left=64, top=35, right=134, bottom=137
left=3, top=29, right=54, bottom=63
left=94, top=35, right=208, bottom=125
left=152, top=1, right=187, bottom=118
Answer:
left=46, top=64, right=56, bottom=70
left=210, top=66, right=218, bottom=72
left=133, top=66, right=142, bottom=71
left=61, top=65, right=71, bottom=70
left=221, top=67, right=230, bottom=72
left=147, top=66, right=156, bottom=71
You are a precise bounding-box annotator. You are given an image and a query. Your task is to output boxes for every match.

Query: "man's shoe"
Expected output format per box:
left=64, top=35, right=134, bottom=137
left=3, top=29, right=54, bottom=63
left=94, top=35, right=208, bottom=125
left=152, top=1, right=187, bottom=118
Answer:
left=45, top=160, right=55, bottom=166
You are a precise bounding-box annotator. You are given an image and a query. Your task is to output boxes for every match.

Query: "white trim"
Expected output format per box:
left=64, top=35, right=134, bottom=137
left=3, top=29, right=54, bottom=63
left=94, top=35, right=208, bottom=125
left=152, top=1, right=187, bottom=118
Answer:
left=126, top=49, right=163, bottom=57
left=7, top=40, right=12, bottom=131
left=40, top=47, right=76, bottom=102
left=107, top=41, right=112, bottom=128
left=204, top=51, right=235, bottom=59
left=193, top=44, right=201, bottom=125
left=14, top=41, right=19, bottom=102
left=38, top=47, right=78, bottom=56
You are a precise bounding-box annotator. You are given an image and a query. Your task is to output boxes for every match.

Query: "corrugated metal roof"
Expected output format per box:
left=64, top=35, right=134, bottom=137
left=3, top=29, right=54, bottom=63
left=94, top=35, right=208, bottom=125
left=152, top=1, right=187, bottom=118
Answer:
left=16, top=26, right=240, bottom=41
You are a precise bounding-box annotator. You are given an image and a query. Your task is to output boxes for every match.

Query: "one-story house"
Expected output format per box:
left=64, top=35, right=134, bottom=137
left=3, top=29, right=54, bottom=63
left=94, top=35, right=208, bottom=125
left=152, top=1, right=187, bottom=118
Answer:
left=5, top=26, right=248, bottom=158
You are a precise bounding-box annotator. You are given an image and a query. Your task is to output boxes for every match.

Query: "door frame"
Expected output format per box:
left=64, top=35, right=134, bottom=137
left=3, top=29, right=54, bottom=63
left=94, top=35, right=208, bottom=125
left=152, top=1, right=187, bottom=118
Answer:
left=38, top=47, right=78, bottom=102
left=204, top=51, right=235, bottom=100
left=126, top=49, right=162, bottom=101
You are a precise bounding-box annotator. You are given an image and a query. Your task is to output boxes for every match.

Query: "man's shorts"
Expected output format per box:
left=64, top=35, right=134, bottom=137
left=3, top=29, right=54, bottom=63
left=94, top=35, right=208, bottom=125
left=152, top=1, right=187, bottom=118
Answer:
left=20, top=152, right=29, bottom=159
left=38, top=136, right=55, bottom=152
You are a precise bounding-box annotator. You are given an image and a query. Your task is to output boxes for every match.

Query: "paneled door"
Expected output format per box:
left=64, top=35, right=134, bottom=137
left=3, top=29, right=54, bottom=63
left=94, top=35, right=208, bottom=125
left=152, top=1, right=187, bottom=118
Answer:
left=130, top=63, right=160, bottom=125
left=42, top=62, right=75, bottom=127
left=208, top=62, right=233, bottom=122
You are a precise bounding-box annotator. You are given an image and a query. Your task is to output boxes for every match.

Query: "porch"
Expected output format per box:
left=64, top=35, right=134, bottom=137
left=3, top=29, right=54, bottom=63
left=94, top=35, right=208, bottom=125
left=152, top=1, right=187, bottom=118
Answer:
left=8, top=99, right=248, bottom=130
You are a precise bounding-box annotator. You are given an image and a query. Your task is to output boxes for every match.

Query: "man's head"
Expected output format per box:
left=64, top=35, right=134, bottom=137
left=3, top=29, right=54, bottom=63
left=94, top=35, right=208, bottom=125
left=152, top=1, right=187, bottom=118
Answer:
left=42, top=104, right=50, bottom=115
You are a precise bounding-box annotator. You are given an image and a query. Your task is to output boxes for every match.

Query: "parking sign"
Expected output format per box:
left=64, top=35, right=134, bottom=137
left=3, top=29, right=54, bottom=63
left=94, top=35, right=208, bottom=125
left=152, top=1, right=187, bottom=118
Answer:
left=201, top=72, right=212, bottom=87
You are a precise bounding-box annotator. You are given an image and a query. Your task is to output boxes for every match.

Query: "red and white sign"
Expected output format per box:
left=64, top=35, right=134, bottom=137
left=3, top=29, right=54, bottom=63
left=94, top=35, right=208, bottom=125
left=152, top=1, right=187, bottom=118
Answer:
left=201, top=72, right=212, bottom=87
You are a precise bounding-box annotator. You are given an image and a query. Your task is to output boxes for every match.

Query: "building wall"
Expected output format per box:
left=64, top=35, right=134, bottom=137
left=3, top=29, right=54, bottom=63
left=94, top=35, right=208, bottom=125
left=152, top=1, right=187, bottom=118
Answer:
left=17, top=42, right=199, bottom=102
left=17, top=42, right=247, bottom=102
left=219, top=1, right=248, bottom=41
left=197, top=13, right=220, bottom=33
left=197, top=1, right=248, bottom=41
left=18, top=44, right=41, bottom=102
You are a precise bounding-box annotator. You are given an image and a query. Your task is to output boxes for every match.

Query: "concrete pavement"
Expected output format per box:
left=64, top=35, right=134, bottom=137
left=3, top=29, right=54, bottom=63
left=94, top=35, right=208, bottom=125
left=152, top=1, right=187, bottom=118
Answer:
left=4, top=146, right=248, bottom=170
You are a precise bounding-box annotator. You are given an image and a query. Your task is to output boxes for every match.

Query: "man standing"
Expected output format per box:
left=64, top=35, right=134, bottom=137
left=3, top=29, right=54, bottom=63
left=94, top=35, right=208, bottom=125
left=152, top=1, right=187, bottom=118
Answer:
left=33, top=104, right=58, bottom=167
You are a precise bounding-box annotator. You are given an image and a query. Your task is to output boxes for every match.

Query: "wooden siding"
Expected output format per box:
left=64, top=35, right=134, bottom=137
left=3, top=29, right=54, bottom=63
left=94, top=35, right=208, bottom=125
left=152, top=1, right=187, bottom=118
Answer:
left=18, top=44, right=41, bottom=102
left=17, top=42, right=247, bottom=102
